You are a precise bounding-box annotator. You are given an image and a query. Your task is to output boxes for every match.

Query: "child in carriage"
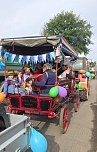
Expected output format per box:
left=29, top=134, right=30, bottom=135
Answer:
left=16, top=70, right=24, bottom=86
left=4, top=69, right=16, bottom=97
left=4, top=69, right=29, bottom=97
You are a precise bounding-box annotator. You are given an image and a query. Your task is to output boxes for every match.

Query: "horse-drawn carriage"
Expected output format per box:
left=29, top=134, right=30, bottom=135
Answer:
left=73, top=57, right=91, bottom=101
left=0, top=35, right=79, bottom=133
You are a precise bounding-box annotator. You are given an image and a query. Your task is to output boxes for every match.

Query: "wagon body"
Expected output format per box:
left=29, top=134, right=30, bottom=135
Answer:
left=7, top=77, right=79, bottom=133
left=0, top=35, right=79, bottom=133
left=0, top=114, right=29, bottom=152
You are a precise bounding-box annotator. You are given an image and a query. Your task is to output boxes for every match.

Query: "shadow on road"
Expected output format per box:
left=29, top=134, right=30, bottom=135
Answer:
left=46, top=135, right=60, bottom=152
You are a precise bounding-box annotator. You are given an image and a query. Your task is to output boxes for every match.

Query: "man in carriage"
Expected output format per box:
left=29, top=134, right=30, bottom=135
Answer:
left=25, top=63, right=56, bottom=95
left=58, top=61, right=73, bottom=80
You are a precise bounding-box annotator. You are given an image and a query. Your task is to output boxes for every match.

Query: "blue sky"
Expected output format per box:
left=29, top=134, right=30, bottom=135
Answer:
left=0, top=0, right=97, bottom=61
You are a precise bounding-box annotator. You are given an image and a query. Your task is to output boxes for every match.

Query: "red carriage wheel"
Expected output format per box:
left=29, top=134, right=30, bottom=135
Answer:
left=59, top=106, right=69, bottom=134
left=75, top=95, right=80, bottom=112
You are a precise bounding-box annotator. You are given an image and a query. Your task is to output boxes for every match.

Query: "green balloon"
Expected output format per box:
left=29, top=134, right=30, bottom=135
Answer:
left=78, top=83, right=83, bottom=89
left=91, top=73, right=94, bottom=78
left=49, top=86, right=58, bottom=97
left=76, top=84, right=79, bottom=89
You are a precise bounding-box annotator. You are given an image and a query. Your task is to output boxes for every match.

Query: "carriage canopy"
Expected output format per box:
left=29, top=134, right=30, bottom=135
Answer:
left=0, top=35, right=78, bottom=59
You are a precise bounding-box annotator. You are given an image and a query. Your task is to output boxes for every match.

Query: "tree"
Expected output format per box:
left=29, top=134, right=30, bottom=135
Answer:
left=42, top=11, right=93, bottom=55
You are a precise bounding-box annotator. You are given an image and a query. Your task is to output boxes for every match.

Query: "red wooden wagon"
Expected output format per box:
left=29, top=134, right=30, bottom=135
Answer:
left=0, top=35, right=79, bottom=133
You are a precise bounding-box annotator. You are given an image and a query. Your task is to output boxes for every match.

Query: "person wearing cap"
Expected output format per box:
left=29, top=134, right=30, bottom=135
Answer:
left=4, top=69, right=16, bottom=97
left=32, top=63, right=56, bottom=94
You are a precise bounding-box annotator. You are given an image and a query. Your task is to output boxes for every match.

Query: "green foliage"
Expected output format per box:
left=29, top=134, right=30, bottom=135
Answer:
left=42, top=11, right=93, bottom=55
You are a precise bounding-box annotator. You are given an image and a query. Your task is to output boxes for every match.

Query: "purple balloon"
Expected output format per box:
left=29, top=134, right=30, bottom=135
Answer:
left=58, top=86, right=67, bottom=98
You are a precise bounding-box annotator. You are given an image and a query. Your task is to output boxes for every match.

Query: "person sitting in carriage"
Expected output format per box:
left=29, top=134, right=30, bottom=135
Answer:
left=34, top=63, right=43, bottom=74
left=4, top=69, right=16, bottom=97
left=21, top=63, right=33, bottom=75
left=32, top=63, right=43, bottom=82
left=4, top=68, right=29, bottom=97
left=58, top=61, right=73, bottom=80
left=32, top=63, right=56, bottom=95
left=16, top=70, right=24, bottom=86
left=23, top=65, right=32, bottom=81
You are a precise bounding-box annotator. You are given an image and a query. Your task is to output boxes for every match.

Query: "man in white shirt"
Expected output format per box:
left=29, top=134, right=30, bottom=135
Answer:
left=58, top=62, right=70, bottom=79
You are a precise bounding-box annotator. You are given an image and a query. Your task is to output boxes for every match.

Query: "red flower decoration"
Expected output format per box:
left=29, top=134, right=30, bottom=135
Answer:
left=7, top=80, right=11, bottom=85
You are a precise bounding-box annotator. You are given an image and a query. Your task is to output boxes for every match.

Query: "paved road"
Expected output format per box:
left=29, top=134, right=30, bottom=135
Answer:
left=31, top=79, right=97, bottom=152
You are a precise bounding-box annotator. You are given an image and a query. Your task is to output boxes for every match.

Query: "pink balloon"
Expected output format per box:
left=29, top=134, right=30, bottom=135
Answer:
left=58, top=86, right=67, bottom=98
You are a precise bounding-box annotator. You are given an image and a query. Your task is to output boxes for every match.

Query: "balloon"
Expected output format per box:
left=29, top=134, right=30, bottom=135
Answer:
left=78, top=83, right=83, bottom=89
left=76, top=84, right=79, bottom=89
left=86, top=72, right=90, bottom=77
left=79, top=69, right=85, bottom=74
left=0, top=92, right=5, bottom=102
left=58, top=86, right=67, bottom=98
left=49, top=86, right=58, bottom=97
left=30, top=128, right=47, bottom=152
left=91, top=73, right=94, bottom=78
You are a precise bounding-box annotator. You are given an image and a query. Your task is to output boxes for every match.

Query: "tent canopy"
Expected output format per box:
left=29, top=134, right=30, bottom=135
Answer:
left=0, top=35, right=78, bottom=59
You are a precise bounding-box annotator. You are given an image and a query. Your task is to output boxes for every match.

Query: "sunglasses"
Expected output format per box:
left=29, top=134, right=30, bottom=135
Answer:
left=62, top=65, right=67, bottom=67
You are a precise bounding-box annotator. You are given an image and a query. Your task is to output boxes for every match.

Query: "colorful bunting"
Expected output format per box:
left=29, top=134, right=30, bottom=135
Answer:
left=14, top=55, right=19, bottom=63
left=4, top=52, right=9, bottom=60
left=38, top=55, right=42, bottom=62
left=7, top=53, right=12, bottom=62
left=0, top=49, right=57, bottom=64
left=11, top=54, right=16, bottom=62
left=18, top=55, right=23, bottom=63
left=1, top=49, right=5, bottom=57
left=30, top=56, right=35, bottom=63
left=0, top=61, right=4, bottom=70
left=26, top=56, right=30, bottom=63
left=42, top=54, right=46, bottom=62
left=34, top=55, right=38, bottom=63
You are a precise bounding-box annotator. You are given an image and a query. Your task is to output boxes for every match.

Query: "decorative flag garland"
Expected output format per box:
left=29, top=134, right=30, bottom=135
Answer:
left=0, top=49, right=55, bottom=64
